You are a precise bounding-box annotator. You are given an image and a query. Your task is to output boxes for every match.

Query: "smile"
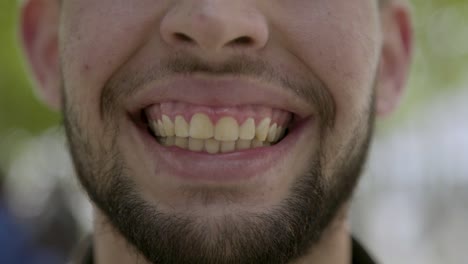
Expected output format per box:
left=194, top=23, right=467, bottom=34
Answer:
left=144, top=102, right=294, bottom=154
left=128, top=77, right=315, bottom=182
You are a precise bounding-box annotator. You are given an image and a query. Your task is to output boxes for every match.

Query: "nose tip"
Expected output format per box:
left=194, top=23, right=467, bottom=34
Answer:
left=160, top=3, right=269, bottom=52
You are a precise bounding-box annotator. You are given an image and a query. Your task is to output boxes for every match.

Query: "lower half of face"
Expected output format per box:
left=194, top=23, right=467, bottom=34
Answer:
left=64, top=77, right=375, bottom=264
left=59, top=1, right=381, bottom=263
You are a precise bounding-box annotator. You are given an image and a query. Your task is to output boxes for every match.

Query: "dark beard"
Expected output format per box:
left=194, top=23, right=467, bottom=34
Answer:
left=64, top=110, right=373, bottom=264
left=62, top=54, right=375, bottom=264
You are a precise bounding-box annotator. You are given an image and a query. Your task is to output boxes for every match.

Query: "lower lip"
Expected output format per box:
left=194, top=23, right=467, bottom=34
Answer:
left=134, top=118, right=312, bottom=183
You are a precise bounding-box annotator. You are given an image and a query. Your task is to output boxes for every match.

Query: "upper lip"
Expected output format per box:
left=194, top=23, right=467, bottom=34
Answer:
left=126, top=75, right=314, bottom=118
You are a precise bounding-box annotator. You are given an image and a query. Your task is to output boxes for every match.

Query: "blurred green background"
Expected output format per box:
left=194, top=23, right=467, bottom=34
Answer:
left=0, top=0, right=59, bottom=169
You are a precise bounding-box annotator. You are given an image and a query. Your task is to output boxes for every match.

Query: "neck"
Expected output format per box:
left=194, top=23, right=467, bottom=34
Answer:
left=93, top=206, right=352, bottom=264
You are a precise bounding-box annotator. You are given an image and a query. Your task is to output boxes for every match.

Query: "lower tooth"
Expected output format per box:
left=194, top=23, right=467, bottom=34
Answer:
left=220, top=141, right=236, bottom=153
left=252, top=139, right=264, bottom=148
left=158, top=137, right=274, bottom=152
left=175, top=137, right=188, bottom=148
left=236, top=139, right=252, bottom=150
left=205, top=139, right=220, bottom=154
left=188, top=138, right=204, bottom=152
left=160, top=137, right=175, bottom=147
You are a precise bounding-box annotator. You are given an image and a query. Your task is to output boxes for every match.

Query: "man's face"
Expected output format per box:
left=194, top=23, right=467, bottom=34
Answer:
left=21, top=0, right=412, bottom=263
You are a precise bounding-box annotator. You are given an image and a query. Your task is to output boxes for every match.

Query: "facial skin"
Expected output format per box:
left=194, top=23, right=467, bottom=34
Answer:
left=21, top=0, right=412, bottom=263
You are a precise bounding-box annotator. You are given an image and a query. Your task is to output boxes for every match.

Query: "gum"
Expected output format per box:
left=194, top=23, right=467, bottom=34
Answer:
left=145, top=101, right=292, bottom=127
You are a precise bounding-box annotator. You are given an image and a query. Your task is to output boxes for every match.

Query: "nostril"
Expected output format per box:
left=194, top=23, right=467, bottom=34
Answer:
left=229, top=36, right=254, bottom=46
left=173, top=32, right=194, bottom=43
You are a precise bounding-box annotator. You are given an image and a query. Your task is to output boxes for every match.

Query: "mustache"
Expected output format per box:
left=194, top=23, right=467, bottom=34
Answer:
left=101, top=53, right=335, bottom=128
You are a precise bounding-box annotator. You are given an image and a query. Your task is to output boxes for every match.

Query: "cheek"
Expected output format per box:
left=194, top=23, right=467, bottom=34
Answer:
left=59, top=0, right=161, bottom=119
left=270, top=1, right=381, bottom=175
left=271, top=1, right=381, bottom=118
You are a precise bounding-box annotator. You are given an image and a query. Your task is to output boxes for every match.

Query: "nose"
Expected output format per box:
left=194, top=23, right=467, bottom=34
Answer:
left=160, top=0, right=269, bottom=52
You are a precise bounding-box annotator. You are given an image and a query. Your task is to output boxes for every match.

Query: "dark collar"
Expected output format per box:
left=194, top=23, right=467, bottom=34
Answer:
left=351, top=237, right=377, bottom=264
left=72, top=236, right=377, bottom=264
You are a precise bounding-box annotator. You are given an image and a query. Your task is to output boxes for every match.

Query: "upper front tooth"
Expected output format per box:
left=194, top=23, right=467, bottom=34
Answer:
left=189, top=113, right=214, bottom=139
left=215, top=117, right=239, bottom=141
left=175, top=115, right=189, bottom=137
left=162, top=115, right=175, bottom=137
left=267, top=123, right=278, bottom=142
left=256, top=118, right=271, bottom=141
left=239, top=118, right=255, bottom=140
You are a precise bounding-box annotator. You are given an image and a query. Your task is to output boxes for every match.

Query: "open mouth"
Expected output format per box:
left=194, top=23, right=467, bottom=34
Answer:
left=141, top=101, right=295, bottom=154
left=125, top=77, right=314, bottom=181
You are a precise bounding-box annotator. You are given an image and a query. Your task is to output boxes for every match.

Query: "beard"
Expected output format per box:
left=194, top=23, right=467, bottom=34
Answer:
left=63, top=55, right=375, bottom=264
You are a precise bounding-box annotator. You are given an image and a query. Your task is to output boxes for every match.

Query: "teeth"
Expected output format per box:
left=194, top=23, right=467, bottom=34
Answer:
left=267, top=123, right=278, bottom=142
left=160, top=136, right=175, bottom=147
left=157, top=137, right=279, bottom=153
left=162, top=115, right=175, bottom=137
left=158, top=120, right=167, bottom=137
left=252, top=139, right=264, bottom=148
left=236, top=139, right=251, bottom=150
left=255, top=118, right=271, bottom=141
left=215, top=117, right=239, bottom=141
left=275, top=126, right=285, bottom=142
left=150, top=121, right=160, bottom=136
left=220, top=141, right=236, bottom=153
left=205, top=139, right=220, bottom=154
left=188, top=138, right=204, bottom=152
left=175, top=137, right=188, bottom=148
left=239, top=118, right=255, bottom=140
left=189, top=113, right=214, bottom=139
left=150, top=113, right=289, bottom=153
left=175, top=115, right=189, bottom=137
